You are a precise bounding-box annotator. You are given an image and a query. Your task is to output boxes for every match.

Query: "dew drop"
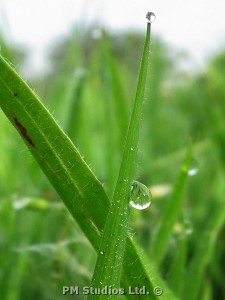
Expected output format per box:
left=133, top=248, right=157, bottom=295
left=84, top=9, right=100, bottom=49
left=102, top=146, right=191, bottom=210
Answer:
left=100, top=251, right=104, bottom=255
left=188, top=159, right=199, bottom=176
left=184, top=220, right=193, bottom=235
left=129, top=181, right=152, bottom=210
left=146, top=11, right=156, bottom=23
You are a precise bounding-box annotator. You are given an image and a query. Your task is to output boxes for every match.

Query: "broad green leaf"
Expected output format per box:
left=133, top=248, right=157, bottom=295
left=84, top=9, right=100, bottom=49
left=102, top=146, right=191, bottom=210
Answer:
left=0, top=55, right=109, bottom=250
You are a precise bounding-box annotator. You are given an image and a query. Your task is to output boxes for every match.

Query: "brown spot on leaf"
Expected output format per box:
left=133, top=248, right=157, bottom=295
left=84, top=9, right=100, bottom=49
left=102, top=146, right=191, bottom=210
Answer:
left=81, top=210, right=101, bottom=237
left=13, top=117, right=35, bottom=147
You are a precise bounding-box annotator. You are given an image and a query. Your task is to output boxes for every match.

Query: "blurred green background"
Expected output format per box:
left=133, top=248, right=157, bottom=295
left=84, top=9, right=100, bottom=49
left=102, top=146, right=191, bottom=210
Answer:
left=0, top=14, right=225, bottom=300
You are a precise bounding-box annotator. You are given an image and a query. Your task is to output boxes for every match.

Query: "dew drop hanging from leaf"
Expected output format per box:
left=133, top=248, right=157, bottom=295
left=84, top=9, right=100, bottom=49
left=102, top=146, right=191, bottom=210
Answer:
left=130, top=181, right=152, bottom=210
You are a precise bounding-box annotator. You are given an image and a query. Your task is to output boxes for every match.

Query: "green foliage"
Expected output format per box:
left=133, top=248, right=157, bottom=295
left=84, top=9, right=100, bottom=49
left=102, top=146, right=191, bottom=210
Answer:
left=0, top=21, right=225, bottom=300
left=151, top=145, right=193, bottom=264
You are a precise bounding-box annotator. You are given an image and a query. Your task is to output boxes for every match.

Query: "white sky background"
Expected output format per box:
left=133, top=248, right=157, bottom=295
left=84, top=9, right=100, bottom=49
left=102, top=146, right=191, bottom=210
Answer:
left=1, top=0, right=225, bottom=74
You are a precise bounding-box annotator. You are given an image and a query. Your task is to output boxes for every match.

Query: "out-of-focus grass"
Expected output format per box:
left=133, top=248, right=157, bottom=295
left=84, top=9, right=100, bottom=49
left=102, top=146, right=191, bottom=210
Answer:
left=0, top=22, right=225, bottom=300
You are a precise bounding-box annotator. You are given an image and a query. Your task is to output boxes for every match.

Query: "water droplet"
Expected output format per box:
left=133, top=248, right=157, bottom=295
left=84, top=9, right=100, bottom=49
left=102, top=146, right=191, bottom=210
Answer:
left=188, top=159, right=199, bottom=176
left=100, top=251, right=104, bottom=255
left=130, top=181, right=152, bottom=210
left=146, top=11, right=156, bottom=23
left=184, top=220, right=193, bottom=235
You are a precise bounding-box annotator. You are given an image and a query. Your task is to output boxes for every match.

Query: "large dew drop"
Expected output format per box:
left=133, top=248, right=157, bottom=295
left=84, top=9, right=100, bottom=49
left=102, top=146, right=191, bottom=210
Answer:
left=130, top=181, right=152, bottom=210
left=146, top=11, right=156, bottom=23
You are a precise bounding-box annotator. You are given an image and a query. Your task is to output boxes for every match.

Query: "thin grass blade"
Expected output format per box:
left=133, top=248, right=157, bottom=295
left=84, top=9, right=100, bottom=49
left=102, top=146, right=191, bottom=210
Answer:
left=181, top=202, right=225, bottom=300
left=123, top=238, right=179, bottom=300
left=151, top=144, right=193, bottom=264
left=167, top=232, right=187, bottom=298
left=103, top=35, right=129, bottom=149
left=88, top=21, right=152, bottom=299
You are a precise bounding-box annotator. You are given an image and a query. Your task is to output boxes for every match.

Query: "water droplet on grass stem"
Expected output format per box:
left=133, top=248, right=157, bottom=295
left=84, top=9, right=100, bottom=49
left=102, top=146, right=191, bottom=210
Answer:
left=130, top=181, right=152, bottom=210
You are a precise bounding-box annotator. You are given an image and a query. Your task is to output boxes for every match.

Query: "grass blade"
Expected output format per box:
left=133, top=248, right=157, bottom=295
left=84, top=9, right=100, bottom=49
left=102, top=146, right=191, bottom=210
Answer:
left=88, top=21, right=152, bottom=298
left=123, top=238, right=179, bottom=300
left=167, top=231, right=188, bottom=298
left=64, top=68, right=87, bottom=140
left=0, top=55, right=109, bottom=250
left=151, top=145, right=193, bottom=264
left=102, top=35, right=129, bottom=149
left=181, top=202, right=225, bottom=300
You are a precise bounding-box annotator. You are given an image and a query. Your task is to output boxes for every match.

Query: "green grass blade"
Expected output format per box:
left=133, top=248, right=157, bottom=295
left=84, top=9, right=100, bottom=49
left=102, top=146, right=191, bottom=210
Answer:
left=64, top=69, right=87, bottom=139
left=103, top=35, right=129, bottom=149
left=88, top=21, right=152, bottom=299
left=99, top=47, right=118, bottom=195
left=0, top=55, right=109, bottom=250
left=151, top=145, right=192, bottom=264
left=167, top=233, right=188, bottom=298
left=181, top=203, right=225, bottom=300
left=123, top=238, right=179, bottom=300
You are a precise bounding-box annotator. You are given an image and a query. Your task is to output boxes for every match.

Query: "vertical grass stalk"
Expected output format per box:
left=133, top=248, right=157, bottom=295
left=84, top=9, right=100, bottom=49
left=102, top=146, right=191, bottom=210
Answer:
left=88, top=18, right=152, bottom=299
left=151, top=144, right=193, bottom=264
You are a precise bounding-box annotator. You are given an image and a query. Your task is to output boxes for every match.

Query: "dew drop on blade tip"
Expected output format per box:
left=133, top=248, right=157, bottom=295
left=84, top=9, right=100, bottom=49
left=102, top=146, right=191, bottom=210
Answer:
left=130, top=181, right=152, bottom=210
left=146, top=11, right=156, bottom=23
